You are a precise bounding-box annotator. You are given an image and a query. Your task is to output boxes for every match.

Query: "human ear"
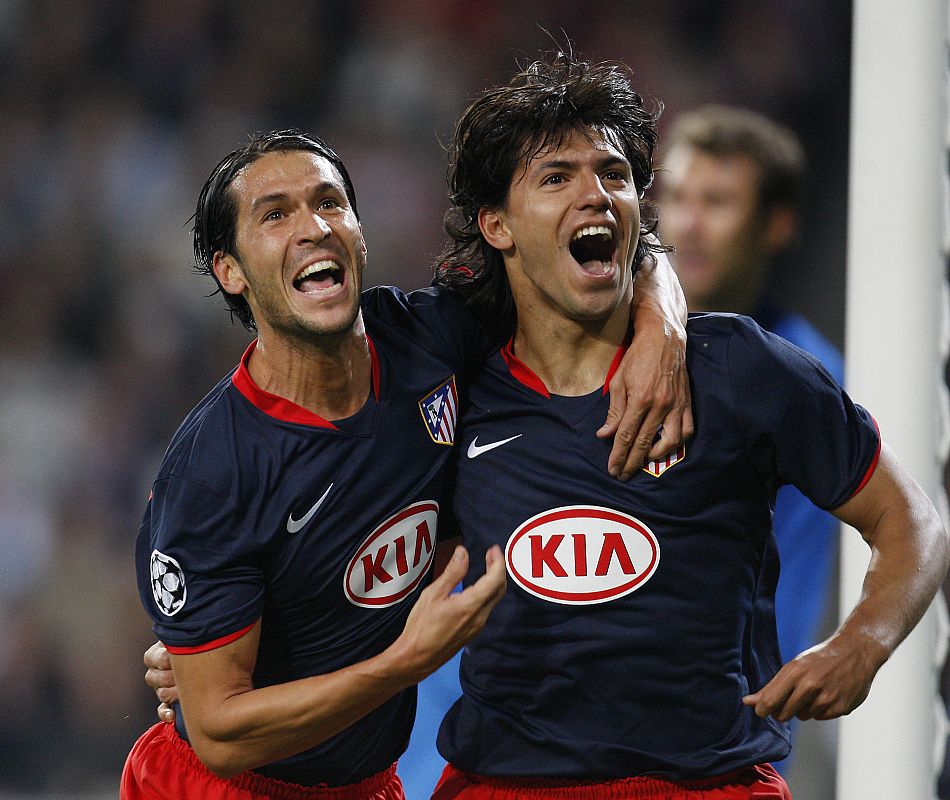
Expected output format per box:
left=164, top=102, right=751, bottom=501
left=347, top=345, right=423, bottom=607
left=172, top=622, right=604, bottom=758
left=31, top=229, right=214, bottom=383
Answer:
left=357, top=223, right=368, bottom=259
left=478, top=207, right=514, bottom=251
left=212, top=252, right=248, bottom=295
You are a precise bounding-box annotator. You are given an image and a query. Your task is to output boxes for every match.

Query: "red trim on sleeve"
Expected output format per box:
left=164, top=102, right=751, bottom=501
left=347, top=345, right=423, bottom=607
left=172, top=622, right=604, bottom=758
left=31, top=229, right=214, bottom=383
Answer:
left=165, top=621, right=256, bottom=655
left=851, top=416, right=882, bottom=497
left=500, top=339, right=550, bottom=398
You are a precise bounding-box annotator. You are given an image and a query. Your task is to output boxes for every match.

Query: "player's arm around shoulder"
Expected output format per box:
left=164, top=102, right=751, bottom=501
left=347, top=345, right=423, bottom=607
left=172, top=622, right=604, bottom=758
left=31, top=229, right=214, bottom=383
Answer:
left=599, top=245, right=694, bottom=480
left=743, top=444, right=949, bottom=723
left=164, top=544, right=505, bottom=779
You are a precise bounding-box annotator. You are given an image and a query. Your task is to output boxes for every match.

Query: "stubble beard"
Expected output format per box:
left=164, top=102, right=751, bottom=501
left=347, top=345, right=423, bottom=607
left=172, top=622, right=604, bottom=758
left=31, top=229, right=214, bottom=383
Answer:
left=250, top=247, right=366, bottom=347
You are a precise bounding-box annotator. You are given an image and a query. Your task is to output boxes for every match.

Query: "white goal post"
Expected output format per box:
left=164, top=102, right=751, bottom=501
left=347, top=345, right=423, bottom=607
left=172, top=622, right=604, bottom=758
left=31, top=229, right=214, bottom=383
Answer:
left=838, top=1, right=950, bottom=798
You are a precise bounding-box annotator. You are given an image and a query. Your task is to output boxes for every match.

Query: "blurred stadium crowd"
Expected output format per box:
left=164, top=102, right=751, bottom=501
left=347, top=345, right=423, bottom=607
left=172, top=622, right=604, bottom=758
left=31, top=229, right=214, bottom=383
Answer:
left=0, top=0, right=851, bottom=793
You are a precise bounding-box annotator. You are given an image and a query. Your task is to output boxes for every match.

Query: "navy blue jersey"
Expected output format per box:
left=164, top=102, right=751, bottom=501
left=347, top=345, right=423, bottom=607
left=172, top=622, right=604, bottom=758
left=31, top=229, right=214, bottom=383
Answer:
left=437, top=313, right=880, bottom=780
left=135, top=286, right=483, bottom=787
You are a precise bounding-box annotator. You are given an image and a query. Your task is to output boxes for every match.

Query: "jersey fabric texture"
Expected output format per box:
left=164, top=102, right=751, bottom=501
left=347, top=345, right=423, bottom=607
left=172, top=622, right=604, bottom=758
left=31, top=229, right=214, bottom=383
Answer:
left=134, top=286, right=482, bottom=788
left=753, top=297, right=844, bottom=666
left=121, top=722, right=406, bottom=800
left=437, top=313, right=879, bottom=780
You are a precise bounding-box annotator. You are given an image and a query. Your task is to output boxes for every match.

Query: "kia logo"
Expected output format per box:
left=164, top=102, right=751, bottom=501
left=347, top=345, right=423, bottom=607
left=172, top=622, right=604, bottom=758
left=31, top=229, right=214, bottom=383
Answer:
left=506, top=506, right=659, bottom=605
left=344, top=501, right=438, bottom=608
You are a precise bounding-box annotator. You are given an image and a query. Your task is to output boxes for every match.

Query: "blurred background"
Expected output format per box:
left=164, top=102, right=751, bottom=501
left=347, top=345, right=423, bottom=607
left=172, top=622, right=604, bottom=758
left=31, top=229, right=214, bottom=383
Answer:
left=0, top=0, right=856, bottom=796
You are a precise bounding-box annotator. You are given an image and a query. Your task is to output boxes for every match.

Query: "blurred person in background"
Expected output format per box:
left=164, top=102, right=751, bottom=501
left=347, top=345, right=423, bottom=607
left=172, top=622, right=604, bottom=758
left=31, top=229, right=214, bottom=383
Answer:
left=657, top=106, right=843, bottom=771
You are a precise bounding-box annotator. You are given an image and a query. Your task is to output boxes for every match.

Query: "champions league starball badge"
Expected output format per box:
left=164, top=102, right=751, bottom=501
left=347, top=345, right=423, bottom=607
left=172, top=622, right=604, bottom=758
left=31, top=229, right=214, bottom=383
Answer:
left=150, top=549, right=187, bottom=616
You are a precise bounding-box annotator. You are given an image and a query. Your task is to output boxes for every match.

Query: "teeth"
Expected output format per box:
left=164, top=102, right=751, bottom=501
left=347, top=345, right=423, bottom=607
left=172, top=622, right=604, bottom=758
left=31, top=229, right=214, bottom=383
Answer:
left=296, top=260, right=339, bottom=281
left=571, top=226, right=612, bottom=242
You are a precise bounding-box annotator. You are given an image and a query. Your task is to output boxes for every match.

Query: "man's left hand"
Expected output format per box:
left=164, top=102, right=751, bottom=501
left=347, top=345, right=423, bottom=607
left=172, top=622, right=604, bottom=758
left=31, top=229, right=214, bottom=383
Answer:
left=741, top=631, right=886, bottom=722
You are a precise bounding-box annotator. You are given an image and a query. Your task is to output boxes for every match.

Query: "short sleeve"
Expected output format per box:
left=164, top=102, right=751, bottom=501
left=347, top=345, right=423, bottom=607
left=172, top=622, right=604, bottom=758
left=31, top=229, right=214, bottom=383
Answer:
left=727, top=318, right=880, bottom=510
left=135, top=475, right=265, bottom=653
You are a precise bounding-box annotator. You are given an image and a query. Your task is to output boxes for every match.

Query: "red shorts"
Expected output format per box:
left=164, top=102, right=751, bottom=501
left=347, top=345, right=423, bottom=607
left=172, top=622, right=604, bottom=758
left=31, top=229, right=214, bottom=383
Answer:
left=430, top=763, right=791, bottom=800
left=121, top=722, right=406, bottom=800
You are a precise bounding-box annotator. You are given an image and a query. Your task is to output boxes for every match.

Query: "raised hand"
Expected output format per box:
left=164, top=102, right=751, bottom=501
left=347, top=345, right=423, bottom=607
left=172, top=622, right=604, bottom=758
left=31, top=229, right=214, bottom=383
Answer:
left=391, top=544, right=506, bottom=682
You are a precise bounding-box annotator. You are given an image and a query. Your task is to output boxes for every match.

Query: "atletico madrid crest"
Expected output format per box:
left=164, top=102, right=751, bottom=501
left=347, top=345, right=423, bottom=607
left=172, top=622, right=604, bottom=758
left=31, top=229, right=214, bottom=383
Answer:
left=642, top=445, right=686, bottom=477
left=419, top=376, right=458, bottom=445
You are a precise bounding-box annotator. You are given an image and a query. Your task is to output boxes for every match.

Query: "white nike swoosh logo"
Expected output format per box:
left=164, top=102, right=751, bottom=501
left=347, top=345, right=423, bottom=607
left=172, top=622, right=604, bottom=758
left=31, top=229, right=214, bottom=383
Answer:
left=467, top=434, right=522, bottom=459
left=287, top=483, right=334, bottom=534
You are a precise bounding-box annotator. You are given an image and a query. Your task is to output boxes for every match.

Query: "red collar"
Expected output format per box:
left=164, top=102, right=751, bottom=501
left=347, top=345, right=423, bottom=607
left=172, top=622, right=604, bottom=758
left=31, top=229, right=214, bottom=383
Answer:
left=500, top=330, right=631, bottom=398
left=230, top=337, right=380, bottom=428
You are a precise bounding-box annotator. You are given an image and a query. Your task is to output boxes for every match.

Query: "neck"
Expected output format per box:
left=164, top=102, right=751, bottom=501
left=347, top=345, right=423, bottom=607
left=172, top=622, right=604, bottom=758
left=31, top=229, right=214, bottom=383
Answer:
left=248, top=316, right=372, bottom=420
left=511, top=307, right=630, bottom=396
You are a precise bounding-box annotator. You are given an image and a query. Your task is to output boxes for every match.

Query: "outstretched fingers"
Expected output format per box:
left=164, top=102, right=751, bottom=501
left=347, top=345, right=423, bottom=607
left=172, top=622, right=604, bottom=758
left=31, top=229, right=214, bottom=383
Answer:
left=649, top=373, right=693, bottom=462
left=429, top=544, right=470, bottom=596
left=397, top=545, right=506, bottom=682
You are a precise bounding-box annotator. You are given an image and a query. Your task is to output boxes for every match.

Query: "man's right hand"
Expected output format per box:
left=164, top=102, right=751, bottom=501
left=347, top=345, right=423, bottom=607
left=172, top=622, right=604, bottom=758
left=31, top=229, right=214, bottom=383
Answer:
left=144, top=640, right=177, bottom=724
left=389, top=544, right=506, bottom=683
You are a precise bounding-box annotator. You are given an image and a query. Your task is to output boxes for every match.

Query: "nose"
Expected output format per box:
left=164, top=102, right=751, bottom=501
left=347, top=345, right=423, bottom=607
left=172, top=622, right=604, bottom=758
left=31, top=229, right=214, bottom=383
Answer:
left=576, top=171, right=611, bottom=211
left=671, top=201, right=701, bottom=236
left=661, top=199, right=702, bottom=237
left=296, top=209, right=332, bottom=245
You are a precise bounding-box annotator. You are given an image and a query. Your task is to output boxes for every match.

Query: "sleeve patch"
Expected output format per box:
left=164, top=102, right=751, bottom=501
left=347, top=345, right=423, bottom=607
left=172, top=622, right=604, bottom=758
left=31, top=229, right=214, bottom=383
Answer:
left=150, top=549, right=187, bottom=617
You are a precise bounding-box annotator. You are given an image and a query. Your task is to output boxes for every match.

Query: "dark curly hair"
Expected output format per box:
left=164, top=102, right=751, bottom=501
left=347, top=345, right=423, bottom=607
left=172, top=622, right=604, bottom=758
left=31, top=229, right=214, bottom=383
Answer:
left=435, top=52, right=668, bottom=340
left=192, top=129, right=359, bottom=332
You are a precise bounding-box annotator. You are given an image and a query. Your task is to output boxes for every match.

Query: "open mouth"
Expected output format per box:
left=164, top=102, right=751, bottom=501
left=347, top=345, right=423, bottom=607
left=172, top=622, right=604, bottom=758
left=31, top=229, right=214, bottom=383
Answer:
left=293, top=260, right=343, bottom=293
left=569, top=226, right=616, bottom=275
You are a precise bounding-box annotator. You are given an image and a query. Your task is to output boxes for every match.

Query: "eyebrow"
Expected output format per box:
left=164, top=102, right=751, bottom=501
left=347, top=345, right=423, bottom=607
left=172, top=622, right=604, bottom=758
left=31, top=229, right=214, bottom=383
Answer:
left=533, top=154, right=630, bottom=174
left=249, top=181, right=342, bottom=212
left=250, top=191, right=290, bottom=213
